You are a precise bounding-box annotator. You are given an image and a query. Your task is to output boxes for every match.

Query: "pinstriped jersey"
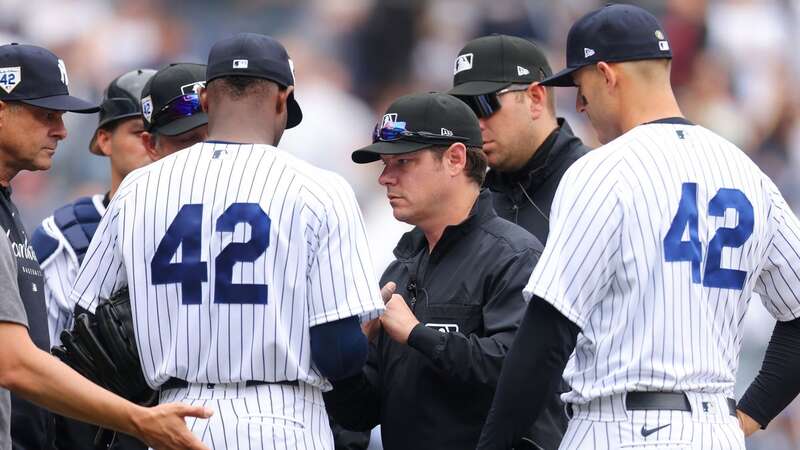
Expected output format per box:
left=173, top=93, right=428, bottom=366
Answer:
left=524, top=120, right=800, bottom=404
left=71, top=141, right=384, bottom=390
left=34, top=195, right=106, bottom=346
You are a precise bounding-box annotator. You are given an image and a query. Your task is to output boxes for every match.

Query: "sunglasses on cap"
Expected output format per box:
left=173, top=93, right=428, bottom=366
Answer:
left=462, top=84, right=531, bottom=118
left=151, top=94, right=202, bottom=128
left=373, top=121, right=469, bottom=144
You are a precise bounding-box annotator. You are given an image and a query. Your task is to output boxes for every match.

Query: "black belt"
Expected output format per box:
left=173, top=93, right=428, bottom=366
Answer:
left=161, top=377, right=299, bottom=390
left=568, top=392, right=737, bottom=417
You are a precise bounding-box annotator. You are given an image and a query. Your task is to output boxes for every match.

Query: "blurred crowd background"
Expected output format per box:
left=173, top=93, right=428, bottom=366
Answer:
left=2, top=0, right=800, bottom=448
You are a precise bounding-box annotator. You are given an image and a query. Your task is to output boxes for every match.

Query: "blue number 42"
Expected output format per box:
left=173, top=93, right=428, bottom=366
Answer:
left=664, top=182, right=754, bottom=290
left=151, top=203, right=270, bottom=304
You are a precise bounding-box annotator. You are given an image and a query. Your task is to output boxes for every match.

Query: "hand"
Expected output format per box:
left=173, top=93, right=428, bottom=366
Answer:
left=736, top=409, right=760, bottom=437
left=132, top=402, right=213, bottom=450
left=362, top=282, right=396, bottom=342
left=380, top=294, right=419, bottom=345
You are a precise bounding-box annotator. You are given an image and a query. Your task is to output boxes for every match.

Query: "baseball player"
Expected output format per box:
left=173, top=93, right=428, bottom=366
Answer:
left=70, top=32, right=384, bottom=449
left=477, top=4, right=800, bottom=450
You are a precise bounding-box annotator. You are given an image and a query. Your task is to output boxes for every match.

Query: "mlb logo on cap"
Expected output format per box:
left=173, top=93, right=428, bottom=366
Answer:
left=232, top=59, right=249, bottom=69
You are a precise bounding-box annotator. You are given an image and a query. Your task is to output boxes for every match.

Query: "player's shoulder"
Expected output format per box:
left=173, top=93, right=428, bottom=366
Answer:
left=32, top=194, right=104, bottom=267
left=271, top=147, right=357, bottom=199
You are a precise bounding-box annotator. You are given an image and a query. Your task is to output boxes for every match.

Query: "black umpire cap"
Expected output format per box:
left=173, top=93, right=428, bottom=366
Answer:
left=0, top=43, right=98, bottom=112
left=541, top=4, right=673, bottom=87
left=141, top=63, right=208, bottom=136
left=206, top=32, right=302, bottom=129
left=89, top=68, right=156, bottom=155
left=352, top=92, right=482, bottom=164
left=448, top=35, right=553, bottom=96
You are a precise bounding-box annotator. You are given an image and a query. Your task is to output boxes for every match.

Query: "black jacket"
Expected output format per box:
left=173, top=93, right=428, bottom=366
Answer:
left=324, top=190, right=543, bottom=450
left=485, top=118, right=590, bottom=243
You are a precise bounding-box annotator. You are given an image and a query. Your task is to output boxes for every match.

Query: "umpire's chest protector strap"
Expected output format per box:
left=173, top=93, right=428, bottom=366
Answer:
left=53, top=196, right=103, bottom=264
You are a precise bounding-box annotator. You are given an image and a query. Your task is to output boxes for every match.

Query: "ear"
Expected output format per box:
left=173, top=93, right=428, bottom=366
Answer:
left=443, top=142, right=467, bottom=176
left=141, top=132, right=160, bottom=162
left=0, top=101, right=8, bottom=129
left=199, top=87, right=209, bottom=113
left=526, top=82, right=548, bottom=120
left=596, top=62, right=618, bottom=92
left=94, top=129, right=114, bottom=157
left=275, top=85, right=292, bottom=116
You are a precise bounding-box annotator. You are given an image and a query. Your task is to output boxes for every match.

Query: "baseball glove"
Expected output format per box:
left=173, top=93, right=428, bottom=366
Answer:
left=52, top=287, right=157, bottom=406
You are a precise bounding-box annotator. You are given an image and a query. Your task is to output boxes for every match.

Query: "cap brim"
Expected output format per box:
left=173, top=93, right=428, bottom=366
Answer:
left=540, top=67, right=580, bottom=87
left=447, top=80, right=511, bottom=96
left=22, top=95, right=100, bottom=113
left=287, top=93, right=302, bottom=129
left=351, top=140, right=430, bottom=164
left=153, top=113, right=208, bottom=136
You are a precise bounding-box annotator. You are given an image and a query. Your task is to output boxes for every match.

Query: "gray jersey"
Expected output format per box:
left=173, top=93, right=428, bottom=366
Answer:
left=0, top=231, right=29, bottom=450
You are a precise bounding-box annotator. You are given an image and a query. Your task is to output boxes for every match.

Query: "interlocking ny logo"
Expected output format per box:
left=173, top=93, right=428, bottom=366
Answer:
left=57, top=59, right=68, bottom=85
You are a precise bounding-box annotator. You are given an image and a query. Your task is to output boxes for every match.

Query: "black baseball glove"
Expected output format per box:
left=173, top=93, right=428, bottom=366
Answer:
left=52, top=287, right=157, bottom=406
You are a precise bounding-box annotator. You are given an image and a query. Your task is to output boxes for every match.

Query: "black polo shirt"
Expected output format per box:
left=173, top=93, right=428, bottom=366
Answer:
left=0, top=185, right=51, bottom=449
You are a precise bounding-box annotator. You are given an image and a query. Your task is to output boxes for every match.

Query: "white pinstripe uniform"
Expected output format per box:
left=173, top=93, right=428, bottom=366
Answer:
left=35, top=194, right=106, bottom=345
left=70, top=142, right=384, bottom=449
left=525, top=120, right=800, bottom=449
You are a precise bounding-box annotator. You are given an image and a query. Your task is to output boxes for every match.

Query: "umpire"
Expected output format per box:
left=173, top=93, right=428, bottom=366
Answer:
left=324, top=92, right=543, bottom=449
left=448, top=35, right=589, bottom=243
left=447, top=35, right=591, bottom=448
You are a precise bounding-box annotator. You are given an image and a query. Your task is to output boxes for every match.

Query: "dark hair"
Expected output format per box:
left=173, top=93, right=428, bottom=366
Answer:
left=207, top=76, right=282, bottom=99
left=429, top=144, right=488, bottom=186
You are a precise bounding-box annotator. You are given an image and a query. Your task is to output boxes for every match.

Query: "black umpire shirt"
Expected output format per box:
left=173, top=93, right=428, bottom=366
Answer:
left=483, top=118, right=590, bottom=448
left=485, top=118, right=590, bottom=243
left=0, top=186, right=51, bottom=449
left=324, top=190, right=543, bottom=450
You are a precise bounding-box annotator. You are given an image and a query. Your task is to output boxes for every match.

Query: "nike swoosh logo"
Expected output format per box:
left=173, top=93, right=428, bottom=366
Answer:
left=641, top=424, right=671, bottom=437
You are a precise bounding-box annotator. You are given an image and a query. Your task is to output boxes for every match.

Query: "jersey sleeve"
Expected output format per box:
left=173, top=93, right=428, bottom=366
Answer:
left=753, top=178, right=800, bottom=321
left=69, top=195, right=127, bottom=314
left=307, top=175, right=384, bottom=327
left=523, top=156, right=624, bottom=330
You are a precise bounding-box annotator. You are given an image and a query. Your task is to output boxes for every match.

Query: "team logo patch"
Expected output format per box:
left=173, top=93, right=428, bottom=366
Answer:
left=0, top=67, right=21, bottom=93
left=57, top=59, right=69, bottom=86
left=659, top=41, right=670, bottom=51
left=141, top=95, right=153, bottom=123
left=517, top=65, right=530, bottom=76
left=180, top=81, right=205, bottom=95
left=426, top=323, right=459, bottom=333
left=382, top=113, right=398, bottom=127
left=655, top=30, right=665, bottom=40
left=584, top=48, right=596, bottom=58
left=232, top=59, right=249, bottom=69
left=453, top=53, right=473, bottom=75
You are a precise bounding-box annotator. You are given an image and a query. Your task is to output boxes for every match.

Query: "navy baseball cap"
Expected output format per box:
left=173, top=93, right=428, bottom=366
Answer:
left=541, top=4, right=673, bottom=87
left=206, top=33, right=302, bottom=129
left=352, top=92, right=482, bottom=164
left=0, top=43, right=98, bottom=112
left=141, top=63, right=207, bottom=136
left=448, top=35, right=552, bottom=96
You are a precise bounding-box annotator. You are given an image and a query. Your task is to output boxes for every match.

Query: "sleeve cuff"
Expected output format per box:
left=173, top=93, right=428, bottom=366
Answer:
left=407, top=323, right=446, bottom=359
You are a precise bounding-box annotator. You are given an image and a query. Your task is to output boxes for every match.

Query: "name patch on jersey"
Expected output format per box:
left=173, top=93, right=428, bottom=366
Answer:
left=0, top=67, right=21, bottom=93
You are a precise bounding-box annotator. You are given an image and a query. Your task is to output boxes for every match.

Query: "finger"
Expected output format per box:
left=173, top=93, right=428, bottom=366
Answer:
left=175, top=403, right=214, bottom=419
left=380, top=282, right=397, bottom=303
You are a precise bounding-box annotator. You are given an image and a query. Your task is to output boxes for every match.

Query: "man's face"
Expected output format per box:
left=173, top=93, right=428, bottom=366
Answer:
left=107, top=118, right=149, bottom=178
left=475, top=89, right=536, bottom=172
left=378, top=149, right=446, bottom=225
left=573, top=65, right=620, bottom=144
left=154, top=124, right=208, bottom=159
left=0, top=103, right=66, bottom=172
